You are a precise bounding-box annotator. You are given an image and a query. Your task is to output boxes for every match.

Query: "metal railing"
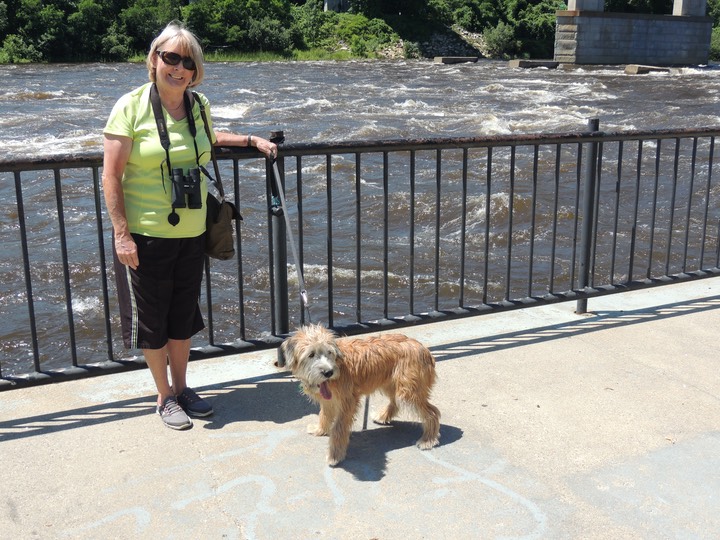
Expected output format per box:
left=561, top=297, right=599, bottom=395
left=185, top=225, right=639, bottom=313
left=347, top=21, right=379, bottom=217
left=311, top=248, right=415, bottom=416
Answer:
left=1, top=120, right=719, bottom=389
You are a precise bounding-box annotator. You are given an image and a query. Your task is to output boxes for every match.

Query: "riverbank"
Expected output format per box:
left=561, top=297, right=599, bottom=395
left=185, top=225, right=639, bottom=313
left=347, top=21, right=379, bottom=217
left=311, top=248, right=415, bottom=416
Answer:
left=171, top=26, right=487, bottom=63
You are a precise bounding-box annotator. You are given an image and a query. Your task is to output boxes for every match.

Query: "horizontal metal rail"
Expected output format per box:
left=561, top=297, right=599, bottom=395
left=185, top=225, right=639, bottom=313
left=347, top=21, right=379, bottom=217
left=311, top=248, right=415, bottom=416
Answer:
left=1, top=123, right=719, bottom=389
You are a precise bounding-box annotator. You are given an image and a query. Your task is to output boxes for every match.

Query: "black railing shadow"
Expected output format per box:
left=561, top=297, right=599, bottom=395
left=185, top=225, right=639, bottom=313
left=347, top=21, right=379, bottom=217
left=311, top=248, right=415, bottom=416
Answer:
left=2, top=294, right=719, bottom=445
left=429, top=295, right=720, bottom=363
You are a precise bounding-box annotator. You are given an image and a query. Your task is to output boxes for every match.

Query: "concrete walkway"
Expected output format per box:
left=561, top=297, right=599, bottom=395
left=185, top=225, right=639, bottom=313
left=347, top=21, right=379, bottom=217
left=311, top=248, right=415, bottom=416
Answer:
left=2, top=279, right=719, bottom=539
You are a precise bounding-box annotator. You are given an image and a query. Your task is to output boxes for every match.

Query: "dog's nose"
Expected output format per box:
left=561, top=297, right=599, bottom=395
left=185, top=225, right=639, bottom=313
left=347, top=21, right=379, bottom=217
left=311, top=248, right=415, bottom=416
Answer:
left=322, top=369, right=334, bottom=379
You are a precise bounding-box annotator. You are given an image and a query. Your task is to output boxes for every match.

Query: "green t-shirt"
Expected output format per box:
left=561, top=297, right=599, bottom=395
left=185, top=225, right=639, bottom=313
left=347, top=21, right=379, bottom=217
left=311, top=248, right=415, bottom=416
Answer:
left=104, top=82, right=215, bottom=238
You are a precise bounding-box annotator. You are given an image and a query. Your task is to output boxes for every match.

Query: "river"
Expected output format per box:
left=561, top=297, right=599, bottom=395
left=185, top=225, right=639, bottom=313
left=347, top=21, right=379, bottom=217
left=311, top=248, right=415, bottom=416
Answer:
left=2, top=60, right=720, bottom=158
left=1, top=59, right=720, bottom=375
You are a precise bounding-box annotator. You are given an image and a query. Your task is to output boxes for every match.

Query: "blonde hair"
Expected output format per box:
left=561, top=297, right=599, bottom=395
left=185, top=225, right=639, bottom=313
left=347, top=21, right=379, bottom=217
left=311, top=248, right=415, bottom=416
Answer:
left=146, top=21, right=205, bottom=88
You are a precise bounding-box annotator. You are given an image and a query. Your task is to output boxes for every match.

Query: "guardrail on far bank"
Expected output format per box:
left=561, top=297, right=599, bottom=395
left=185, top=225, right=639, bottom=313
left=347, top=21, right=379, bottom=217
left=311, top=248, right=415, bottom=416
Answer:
left=1, top=121, right=719, bottom=390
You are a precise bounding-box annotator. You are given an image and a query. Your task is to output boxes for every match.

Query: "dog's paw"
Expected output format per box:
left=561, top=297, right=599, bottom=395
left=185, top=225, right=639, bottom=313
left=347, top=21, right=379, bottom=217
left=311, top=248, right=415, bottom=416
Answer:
left=307, top=424, right=328, bottom=437
left=372, top=416, right=393, bottom=426
left=326, top=451, right=346, bottom=467
left=416, top=437, right=440, bottom=450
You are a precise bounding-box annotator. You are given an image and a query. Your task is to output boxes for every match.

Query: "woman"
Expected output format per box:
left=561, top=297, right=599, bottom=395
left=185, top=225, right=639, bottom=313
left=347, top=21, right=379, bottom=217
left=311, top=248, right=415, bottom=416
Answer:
left=102, top=21, right=277, bottom=430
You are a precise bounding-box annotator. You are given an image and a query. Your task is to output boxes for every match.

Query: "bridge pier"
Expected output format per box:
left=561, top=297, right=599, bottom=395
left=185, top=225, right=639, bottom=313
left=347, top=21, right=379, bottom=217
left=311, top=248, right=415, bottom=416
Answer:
left=566, top=0, right=604, bottom=9
left=568, top=0, right=706, bottom=14
left=556, top=0, right=711, bottom=66
left=673, top=0, right=707, bottom=16
left=324, top=0, right=349, bottom=12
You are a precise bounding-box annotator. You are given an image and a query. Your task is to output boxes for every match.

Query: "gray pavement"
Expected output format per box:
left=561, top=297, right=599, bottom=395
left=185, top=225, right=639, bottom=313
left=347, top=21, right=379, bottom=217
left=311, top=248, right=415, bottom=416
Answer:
left=2, top=279, right=720, bottom=539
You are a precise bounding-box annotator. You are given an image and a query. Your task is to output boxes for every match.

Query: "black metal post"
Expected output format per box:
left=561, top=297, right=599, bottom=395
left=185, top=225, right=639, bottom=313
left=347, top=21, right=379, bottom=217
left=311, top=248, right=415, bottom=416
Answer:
left=576, top=118, right=600, bottom=314
left=269, top=130, right=289, bottom=335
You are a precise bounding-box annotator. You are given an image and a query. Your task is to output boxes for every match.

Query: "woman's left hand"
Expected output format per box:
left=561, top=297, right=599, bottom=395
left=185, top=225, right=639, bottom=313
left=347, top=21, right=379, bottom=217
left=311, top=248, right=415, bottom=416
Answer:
left=253, top=136, right=278, bottom=160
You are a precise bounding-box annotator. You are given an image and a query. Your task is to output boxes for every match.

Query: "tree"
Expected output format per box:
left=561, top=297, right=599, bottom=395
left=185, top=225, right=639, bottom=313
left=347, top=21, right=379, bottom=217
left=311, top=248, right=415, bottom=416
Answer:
left=15, top=0, right=69, bottom=61
left=0, top=33, right=41, bottom=62
left=182, top=0, right=225, bottom=50
left=483, top=20, right=519, bottom=58
left=0, top=0, right=712, bottom=63
left=119, top=0, right=184, bottom=54
left=101, top=22, right=134, bottom=61
left=0, top=2, right=8, bottom=37
left=182, top=0, right=296, bottom=53
left=67, top=0, right=107, bottom=60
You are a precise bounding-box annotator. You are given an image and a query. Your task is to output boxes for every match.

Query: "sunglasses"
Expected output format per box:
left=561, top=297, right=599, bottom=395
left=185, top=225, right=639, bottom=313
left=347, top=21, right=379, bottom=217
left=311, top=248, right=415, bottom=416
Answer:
left=156, top=50, right=196, bottom=71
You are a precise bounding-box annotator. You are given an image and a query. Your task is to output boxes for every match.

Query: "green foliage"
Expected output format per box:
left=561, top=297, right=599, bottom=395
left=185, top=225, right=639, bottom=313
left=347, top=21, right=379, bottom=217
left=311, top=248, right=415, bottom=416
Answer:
left=483, top=20, right=519, bottom=59
left=247, top=17, right=296, bottom=53
left=0, top=33, right=41, bottom=63
left=291, top=0, right=332, bottom=48
left=181, top=0, right=223, bottom=49
left=11, top=0, right=66, bottom=61
left=403, top=40, right=421, bottom=58
left=118, top=0, right=184, bottom=54
left=335, top=14, right=393, bottom=44
left=292, top=2, right=348, bottom=49
left=708, top=0, right=720, bottom=24
left=68, top=0, right=108, bottom=60
left=290, top=0, right=396, bottom=57
left=182, top=0, right=295, bottom=54
left=711, top=26, right=720, bottom=61
left=0, top=2, right=8, bottom=37
left=430, top=0, right=501, bottom=32
left=101, top=23, right=134, bottom=61
left=507, top=0, right=566, bottom=58
left=119, top=5, right=165, bottom=54
left=0, top=0, right=717, bottom=64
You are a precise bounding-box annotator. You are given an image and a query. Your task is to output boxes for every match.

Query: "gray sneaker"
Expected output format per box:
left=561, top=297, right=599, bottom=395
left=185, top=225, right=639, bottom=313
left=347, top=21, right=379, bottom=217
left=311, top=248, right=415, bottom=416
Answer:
left=176, top=387, right=214, bottom=417
left=157, top=396, right=193, bottom=430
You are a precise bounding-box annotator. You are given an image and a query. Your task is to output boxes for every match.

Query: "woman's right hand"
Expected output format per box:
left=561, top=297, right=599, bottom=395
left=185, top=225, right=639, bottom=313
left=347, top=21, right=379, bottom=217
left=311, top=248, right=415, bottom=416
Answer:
left=114, top=232, right=139, bottom=270
left=103, top=134, right=137, bottom=269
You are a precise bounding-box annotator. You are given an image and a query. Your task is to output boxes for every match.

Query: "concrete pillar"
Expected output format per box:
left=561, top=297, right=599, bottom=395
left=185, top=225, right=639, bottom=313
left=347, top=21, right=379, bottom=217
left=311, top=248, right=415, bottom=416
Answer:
left=324, top=0, right=349, bottom=11
left=567, top=0, right=604, bottom=10
left=673, top=0, right=707, bottom=16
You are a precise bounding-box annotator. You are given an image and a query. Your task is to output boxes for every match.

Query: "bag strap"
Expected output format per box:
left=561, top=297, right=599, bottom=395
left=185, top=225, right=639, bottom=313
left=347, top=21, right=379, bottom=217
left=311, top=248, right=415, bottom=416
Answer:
left=193, top=91, right=226, bottom=199
left=149, top=84, right=173, bottom=174
left=149, top=84, right=202, bottom=174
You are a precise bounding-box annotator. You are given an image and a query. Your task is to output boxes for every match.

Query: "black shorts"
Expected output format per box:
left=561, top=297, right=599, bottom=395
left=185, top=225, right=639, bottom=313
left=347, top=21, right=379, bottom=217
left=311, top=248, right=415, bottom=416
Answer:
left=113, top=234, right=205, bottom=350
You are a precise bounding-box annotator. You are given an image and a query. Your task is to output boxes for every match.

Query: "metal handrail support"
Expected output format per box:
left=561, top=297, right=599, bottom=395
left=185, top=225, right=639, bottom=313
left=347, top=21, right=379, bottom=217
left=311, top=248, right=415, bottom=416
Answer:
left=269, top=131, right=289, bottom=335
left=3, top=125, right=720, bottom=389
left=577, top=118, right=601, bottom=314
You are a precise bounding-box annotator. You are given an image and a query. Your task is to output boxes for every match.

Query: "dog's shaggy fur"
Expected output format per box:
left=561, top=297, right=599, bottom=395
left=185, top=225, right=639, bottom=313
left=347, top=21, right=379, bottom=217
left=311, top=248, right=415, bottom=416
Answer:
left=279, top=324, right=440, bottom=466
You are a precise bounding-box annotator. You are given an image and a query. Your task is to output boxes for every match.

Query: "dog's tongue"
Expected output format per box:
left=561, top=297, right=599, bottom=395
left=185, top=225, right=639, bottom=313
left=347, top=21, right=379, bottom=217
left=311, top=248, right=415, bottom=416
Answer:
left=320, top=381, right=332, bottom=400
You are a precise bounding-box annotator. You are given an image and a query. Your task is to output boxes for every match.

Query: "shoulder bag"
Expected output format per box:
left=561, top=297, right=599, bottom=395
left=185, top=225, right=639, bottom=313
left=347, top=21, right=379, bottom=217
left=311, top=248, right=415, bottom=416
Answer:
left=193, top=92, right=242, bottom=261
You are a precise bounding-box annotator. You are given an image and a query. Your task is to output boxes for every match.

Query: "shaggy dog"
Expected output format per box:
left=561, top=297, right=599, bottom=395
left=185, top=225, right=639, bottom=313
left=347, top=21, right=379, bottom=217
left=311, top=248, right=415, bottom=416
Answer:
left=278, top=324, right=441, bottom=466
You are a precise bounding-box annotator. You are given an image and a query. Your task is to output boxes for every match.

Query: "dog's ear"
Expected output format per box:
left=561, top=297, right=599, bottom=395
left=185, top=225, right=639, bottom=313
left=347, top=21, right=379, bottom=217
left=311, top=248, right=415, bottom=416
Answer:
left=276, top=338, right=294, bottom=369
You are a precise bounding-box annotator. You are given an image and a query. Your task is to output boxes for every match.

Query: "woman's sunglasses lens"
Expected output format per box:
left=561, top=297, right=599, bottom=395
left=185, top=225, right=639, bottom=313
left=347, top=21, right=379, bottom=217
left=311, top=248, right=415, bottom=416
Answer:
left=159, top=51, right=195, bottom=70
left=160, top=51, right=181, bottom=65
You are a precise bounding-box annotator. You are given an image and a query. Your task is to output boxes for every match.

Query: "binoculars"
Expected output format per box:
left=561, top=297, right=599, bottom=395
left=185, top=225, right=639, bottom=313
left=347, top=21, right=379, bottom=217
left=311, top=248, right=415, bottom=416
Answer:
left=171, top=168, right=203, bottom=209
